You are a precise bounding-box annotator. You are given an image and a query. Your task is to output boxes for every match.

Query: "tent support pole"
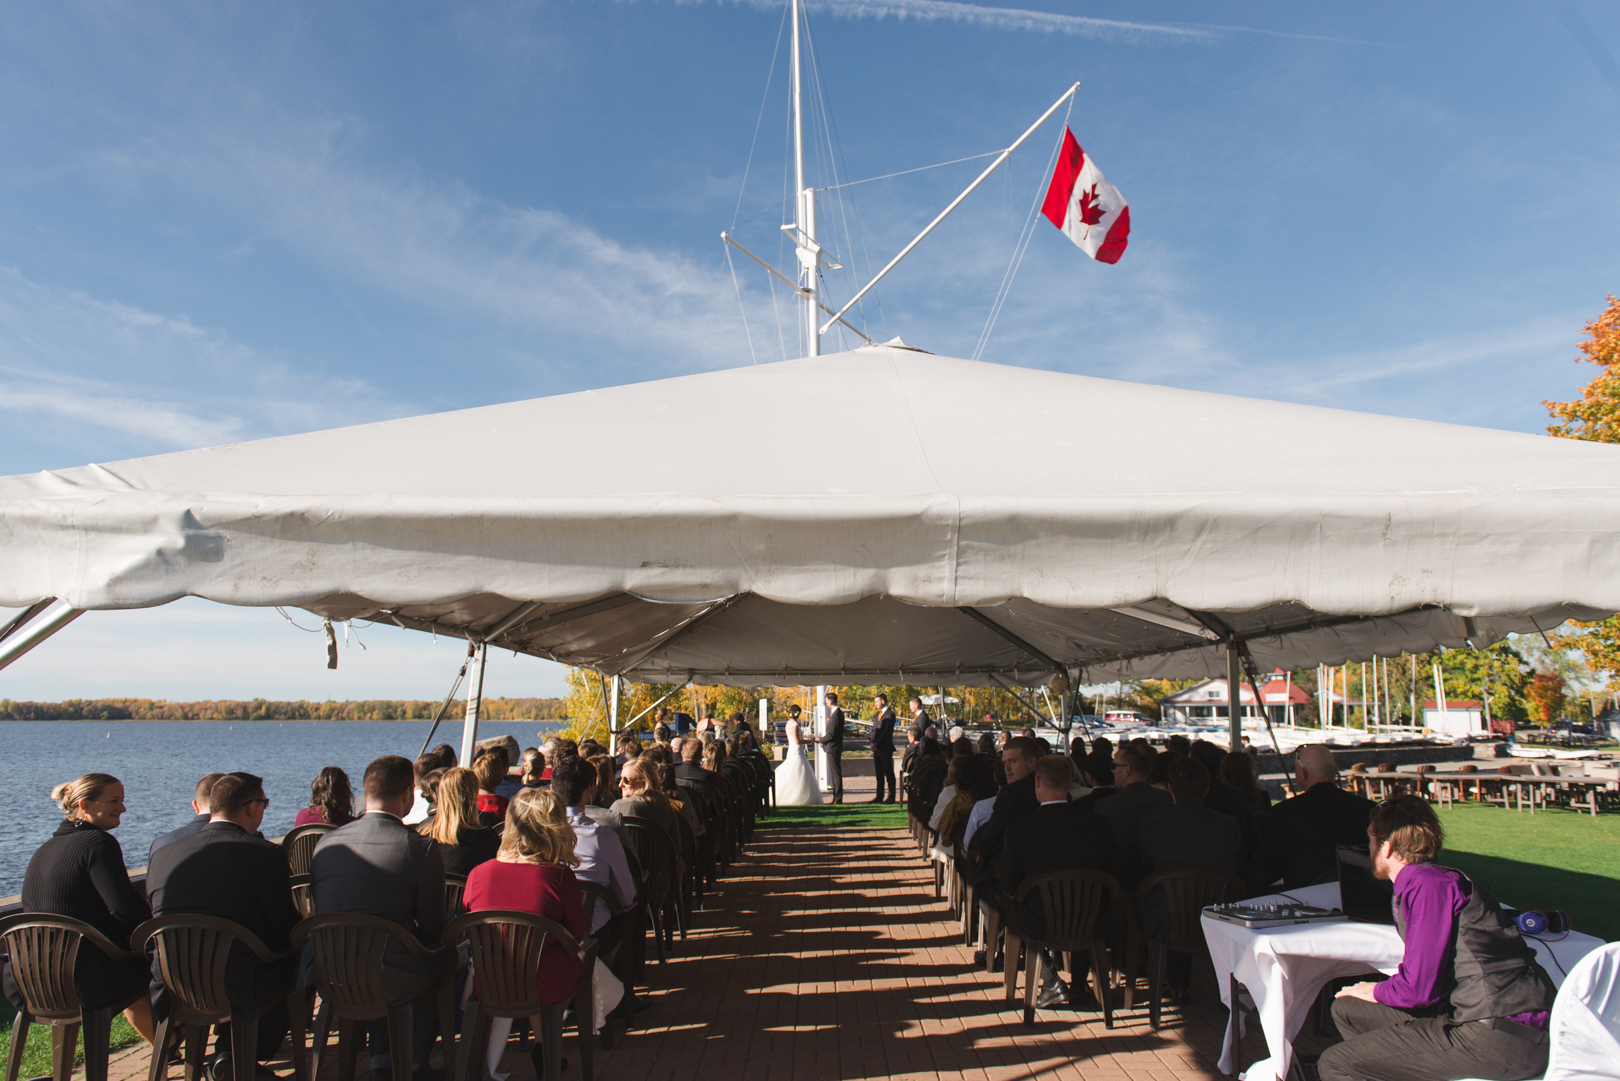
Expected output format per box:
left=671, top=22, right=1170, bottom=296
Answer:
left=460, top=642, right=488, bottom=765
left=1226, top=643, right=1243, bottom=755
left=609, top=674, right=621, bottom=734
left=418, top=643, right=475, bottom=757
left=988, top=672, right=1055, bottom=727
left=0, top=602, right=83, bottom=673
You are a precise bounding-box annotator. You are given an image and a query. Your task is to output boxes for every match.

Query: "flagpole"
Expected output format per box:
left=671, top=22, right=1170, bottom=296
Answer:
left=819, top=82, right=1079, bottom=338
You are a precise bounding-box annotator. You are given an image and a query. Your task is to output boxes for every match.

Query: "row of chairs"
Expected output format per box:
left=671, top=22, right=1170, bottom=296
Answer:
left=3, top=755, right=778, bottom=1081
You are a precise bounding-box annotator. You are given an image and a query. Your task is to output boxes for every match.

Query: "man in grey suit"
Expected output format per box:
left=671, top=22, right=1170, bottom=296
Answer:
left=1137, top=756, right=1242, bottom=1004
left=309, top=755, right=448, bottom=1079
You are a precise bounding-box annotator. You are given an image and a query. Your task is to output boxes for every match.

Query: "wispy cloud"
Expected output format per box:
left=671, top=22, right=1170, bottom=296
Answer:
left=0, top=267, right=399, bottom=453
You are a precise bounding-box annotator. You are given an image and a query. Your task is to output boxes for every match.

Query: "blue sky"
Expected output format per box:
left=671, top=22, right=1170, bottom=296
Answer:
left=2, top=0, right=1617, bottom=701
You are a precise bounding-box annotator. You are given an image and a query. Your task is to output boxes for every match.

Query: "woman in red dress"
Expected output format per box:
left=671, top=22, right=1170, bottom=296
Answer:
left=463, top=787, right=588, bottom=1076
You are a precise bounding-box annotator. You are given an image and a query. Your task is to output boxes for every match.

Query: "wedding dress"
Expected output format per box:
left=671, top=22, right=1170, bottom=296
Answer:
left=774, top=718, right=823, bottom=806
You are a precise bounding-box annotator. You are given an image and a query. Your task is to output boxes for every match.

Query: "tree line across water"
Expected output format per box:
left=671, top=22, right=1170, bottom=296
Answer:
left=0, top=697, right=569, bottom=721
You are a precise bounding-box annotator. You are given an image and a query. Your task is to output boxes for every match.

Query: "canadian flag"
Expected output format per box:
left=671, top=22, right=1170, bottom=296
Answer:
left=1040, top=128, right=1130, bottom=264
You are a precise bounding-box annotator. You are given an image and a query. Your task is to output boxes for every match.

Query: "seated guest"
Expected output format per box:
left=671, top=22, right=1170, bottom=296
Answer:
left=914, top=737, right=947, bottom=771
left=1165, top=734, right=1192, bottom=758
left=1261, top=744, right=1375, bottom=889
left=1138, top=757, right=1242, bottom=1002
left=900, top=728, right=923, bottom=778
left=732, top=720, right=760, bottom=753
left=473, top=750, right=511, bottom=826
left=1221, top=750, right=1272, bottom=812
left=310, top=755, right=448, bottom=1078
left=927, top=756, right=965, bottom=833
left=463, top=787, right=588, bottom=1081
left=146, top=772, right=300, bottom=1078
left=403, top=753, right=441, bottom=826
left=1094, top=745, right=1173, bottom=879
left=20, top=774, right=155, bottom=1044
left=701, top=740, right=727, bottom=775
left=585, top=755, right=616, bottom=808
left=999, top=755, right=1122, bottom=1008
left=673, top=738, right=714, bottom=790
left=417, top=766, right=500, bottom=879
left=149, top=772, right=226, bottom=861
left=936, top=756, right=997, bottom=852
left=1147, top=751, right=1173, bottom=791
left=1073, top=759, right=1117, bottom=812
left=1319, top=796, right=1555, bottom=1081
left=295, top=765, right=356, bottom=827
left=553, top=757, right=637, bottom=1005
left=1190, top=741, right=1258, bottom=859
left=609, top=758, right=683, bottom=849
left=614, top=733, right=643, bottom=770
left=416, top=770, right=444, bottom=820
left=642, top=744, right=703, bottom=838
left=967, top=736, right=1044, bottom=886
left=521, top=750, right=547, bottom=788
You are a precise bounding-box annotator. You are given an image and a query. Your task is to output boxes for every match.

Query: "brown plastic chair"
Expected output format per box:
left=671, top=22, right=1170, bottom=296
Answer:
left=1001, top=869, right=1124, bottom=1028
left=1130, top=868, right=1247, bottom=1030
left=444, top=874, right=468, bottom=917
left=621, top=818, right=683, bottom=947
left=288, top=913, right=455, bottom=1081
left=132, top=914, right=304, bottom=1081
left=288, top=875, right=315, bottom=919
left=576, top=881, right=628, bottom=1050
left=0, top=914, right=146, bottom=1081
left=279, top=825, right=334, bottom=879
left=444, top=910, right=596, bottom=1081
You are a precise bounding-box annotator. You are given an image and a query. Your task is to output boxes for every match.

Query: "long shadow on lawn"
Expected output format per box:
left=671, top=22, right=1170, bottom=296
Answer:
left=1442, top=850, right=1618, bottom=942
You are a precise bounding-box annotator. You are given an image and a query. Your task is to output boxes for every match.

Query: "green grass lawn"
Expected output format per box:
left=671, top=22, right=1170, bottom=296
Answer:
left=759, top=799, right=910, bottom=832
left=1435, top=803, right=1620, bottom=942
left=0, top=999, right=143, bottom=1079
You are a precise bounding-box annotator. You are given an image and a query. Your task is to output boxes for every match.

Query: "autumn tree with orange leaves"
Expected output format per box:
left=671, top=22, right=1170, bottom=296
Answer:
left=1545, top=295, right=1620, bottom=693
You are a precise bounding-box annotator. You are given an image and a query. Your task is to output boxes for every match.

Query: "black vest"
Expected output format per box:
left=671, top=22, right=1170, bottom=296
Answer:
left=1394, top=869, right=1555, bottom=1023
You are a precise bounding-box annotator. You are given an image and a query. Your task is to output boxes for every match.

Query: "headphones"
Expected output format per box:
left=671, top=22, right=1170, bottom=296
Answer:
left=1515, top=910, right=1570, bottom=936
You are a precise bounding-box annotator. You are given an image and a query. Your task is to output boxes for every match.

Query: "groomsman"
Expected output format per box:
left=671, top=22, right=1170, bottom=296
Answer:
left=819, top=691, right=846, bottom=803
left=869, top=694, right=898, bottom=803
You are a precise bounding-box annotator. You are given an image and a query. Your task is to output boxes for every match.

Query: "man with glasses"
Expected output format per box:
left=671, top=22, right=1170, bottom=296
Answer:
left=146, top=772, right=301, bottom=1081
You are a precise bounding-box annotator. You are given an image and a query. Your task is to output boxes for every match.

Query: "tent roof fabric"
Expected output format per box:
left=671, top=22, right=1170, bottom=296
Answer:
left=2, top=346, right=1617, bottom=684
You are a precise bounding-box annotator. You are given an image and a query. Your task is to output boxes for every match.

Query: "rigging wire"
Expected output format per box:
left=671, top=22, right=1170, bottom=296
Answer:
left=820, top=150, right=1005, bottom=191
left=801, top=14, right=870, bottom=340
left=732, top=2, right=791, bottom=228
left=973, top=96, right=1074, bottom=362
left=275, top=606, right=324, bottom=633
left=724, top=240, right=761, bottom=364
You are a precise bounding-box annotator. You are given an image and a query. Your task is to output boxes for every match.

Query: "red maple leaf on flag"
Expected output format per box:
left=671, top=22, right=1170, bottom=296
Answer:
left=1076, top=183, right=1105, bottom=226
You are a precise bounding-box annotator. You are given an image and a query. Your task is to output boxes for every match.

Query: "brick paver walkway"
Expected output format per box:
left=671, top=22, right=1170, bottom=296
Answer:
left=108, top=779, right=1298, bottom=1081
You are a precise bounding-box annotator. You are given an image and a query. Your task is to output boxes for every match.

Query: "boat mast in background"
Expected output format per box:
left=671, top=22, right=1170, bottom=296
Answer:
left=789, top=0, right=819, bottom=358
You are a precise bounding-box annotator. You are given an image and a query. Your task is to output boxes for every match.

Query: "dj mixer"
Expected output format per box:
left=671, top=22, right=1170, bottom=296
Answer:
left=1203, top=902, right=1349, bottom=929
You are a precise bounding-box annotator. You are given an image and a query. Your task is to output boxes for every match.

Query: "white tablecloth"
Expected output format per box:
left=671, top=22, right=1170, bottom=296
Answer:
left=1202, top=883, right=1604, bottom=1081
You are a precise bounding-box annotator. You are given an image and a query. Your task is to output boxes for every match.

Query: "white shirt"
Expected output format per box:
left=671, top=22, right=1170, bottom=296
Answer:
left=402, top=790, right=430, bottom=825
left=961, top=795, right=998, bottom=850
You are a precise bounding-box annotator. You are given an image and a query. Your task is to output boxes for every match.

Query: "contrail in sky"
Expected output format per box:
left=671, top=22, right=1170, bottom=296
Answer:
left=656, top=0, right=1387, bottom=45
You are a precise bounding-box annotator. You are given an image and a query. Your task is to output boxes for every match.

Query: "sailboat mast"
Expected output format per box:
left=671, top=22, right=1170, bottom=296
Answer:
left=790, top=0, right=818, bottom=357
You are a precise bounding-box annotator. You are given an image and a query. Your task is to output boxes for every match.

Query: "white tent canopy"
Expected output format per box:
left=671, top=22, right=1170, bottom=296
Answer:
left=2, top=344, right=1618, bottom=687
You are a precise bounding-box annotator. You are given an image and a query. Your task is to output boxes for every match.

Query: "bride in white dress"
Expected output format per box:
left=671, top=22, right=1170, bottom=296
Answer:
left=775, top=712, right=823, bottom=806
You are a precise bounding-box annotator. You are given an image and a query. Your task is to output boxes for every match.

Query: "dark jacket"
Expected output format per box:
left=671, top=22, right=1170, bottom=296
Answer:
left=22, top=819, right=149, bottom=948
left=432, top=825, right=501, bottom=880
left=1203, top=779, right=1259, bottom=867
left=310, top=812, right=446, bottom=945
left=1095, top=783, right=1174, bottom=855
left=998, top=801, right=1121, bottom=939
left=968, top=773, right=1040, bottom=884
left=1261, top=782, right=1375, bottom=889
left=870, top=707, right=897, bottom=751
left=673, top=760, right=711, bottom=785
left=1139, top=802, right=1243, bottom=877
left=146, top=820, right=302, bottom=953
left=148, top=813, right=210, bottom=865
left=819, top=708, right=846, bottom=752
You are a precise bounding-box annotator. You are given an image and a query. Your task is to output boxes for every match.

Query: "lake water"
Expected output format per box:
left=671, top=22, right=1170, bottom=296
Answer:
left=0, top=719, right=565, bottom=897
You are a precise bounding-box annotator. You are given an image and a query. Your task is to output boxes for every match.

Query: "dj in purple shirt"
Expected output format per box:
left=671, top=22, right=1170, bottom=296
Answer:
left=1376, top=863, right=1549, bottom=1029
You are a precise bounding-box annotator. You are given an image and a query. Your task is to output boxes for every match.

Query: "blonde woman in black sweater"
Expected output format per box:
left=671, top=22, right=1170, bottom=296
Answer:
left=17, top=773, right=156, bottom=1043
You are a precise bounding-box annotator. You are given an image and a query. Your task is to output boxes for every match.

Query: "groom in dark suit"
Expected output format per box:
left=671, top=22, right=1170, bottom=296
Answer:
left=819, top=691, right=846, bottom=804
left=868, top=693, right=898, bottom=803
